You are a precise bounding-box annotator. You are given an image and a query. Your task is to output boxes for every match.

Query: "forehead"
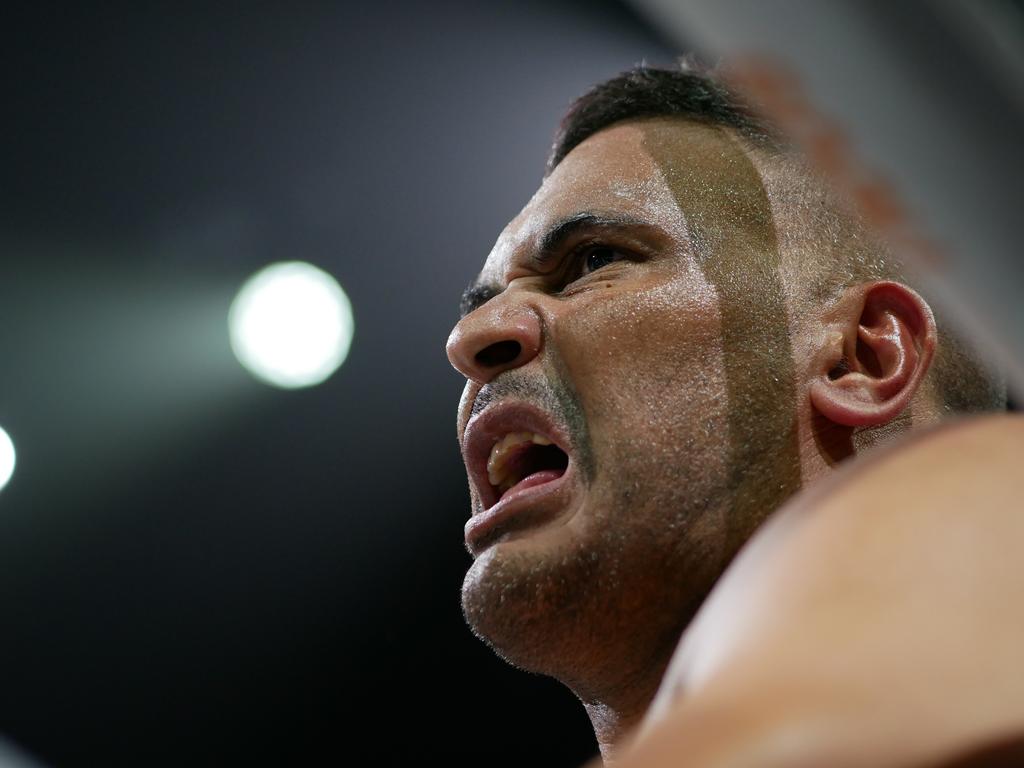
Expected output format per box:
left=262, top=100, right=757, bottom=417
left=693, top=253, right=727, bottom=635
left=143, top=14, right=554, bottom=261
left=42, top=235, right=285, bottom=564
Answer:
left=480, top=118, right=739, bottom=280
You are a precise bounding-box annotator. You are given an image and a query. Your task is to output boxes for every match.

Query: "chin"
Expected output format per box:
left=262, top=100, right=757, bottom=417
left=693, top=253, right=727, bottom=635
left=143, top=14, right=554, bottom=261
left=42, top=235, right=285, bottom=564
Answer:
left=460, top=534, right=605, bottom=676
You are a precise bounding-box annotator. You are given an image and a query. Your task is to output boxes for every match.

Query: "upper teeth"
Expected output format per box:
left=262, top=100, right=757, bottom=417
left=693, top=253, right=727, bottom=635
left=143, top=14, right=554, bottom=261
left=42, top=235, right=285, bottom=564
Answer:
left=487, top=431, right=553, bottom=490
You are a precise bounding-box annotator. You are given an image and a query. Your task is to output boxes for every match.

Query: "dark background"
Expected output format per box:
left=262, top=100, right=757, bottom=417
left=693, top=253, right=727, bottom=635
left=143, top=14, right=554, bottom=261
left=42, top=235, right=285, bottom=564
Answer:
left=0, top=2, right=676, bottom=765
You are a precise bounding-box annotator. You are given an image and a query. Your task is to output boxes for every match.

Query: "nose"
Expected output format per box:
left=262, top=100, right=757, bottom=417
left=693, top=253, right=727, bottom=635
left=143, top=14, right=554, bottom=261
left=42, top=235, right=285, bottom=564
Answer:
left=446, top=296, right=542, bottom=384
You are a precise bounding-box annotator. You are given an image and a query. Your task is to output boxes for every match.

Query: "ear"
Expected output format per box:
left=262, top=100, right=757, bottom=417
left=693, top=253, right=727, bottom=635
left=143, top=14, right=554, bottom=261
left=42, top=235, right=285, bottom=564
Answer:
left=810, top=281, right=937, bottom=428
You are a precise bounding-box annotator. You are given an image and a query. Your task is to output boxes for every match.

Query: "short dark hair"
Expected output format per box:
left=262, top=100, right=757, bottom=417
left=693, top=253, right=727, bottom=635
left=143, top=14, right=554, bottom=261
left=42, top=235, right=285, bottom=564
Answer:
left=546, top=62, right=1006, bottom=415
left=547, top=61, right=781, bottom=175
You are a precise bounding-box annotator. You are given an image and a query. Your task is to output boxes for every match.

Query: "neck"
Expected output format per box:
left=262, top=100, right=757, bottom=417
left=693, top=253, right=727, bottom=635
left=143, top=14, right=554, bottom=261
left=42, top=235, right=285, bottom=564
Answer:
left=575, top=653, right=674, bottom=764
left=584, top=701, right=645, bottom=765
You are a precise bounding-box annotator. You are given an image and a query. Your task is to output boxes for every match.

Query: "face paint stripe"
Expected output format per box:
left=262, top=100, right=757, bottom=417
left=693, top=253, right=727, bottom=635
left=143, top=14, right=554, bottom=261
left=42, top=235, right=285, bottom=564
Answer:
left=641, top=119, right=802, bottom=561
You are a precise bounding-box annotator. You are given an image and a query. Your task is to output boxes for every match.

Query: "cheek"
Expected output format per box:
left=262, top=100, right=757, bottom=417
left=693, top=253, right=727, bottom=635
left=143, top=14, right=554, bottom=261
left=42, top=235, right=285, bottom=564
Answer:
left=555, top=274, right=734, bottom=558
left=556, top=271, right=726, bottom=435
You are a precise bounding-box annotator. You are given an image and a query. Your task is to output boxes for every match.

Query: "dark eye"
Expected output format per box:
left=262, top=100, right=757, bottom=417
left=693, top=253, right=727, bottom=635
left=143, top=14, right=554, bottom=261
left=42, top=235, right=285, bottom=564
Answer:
left=582, top=246, right=623, bottom=276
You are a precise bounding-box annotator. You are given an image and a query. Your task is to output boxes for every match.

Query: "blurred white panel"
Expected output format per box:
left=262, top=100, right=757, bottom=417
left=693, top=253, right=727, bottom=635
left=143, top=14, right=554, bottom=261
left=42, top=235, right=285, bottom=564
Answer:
left=631, top=0, right=1024, bottom=392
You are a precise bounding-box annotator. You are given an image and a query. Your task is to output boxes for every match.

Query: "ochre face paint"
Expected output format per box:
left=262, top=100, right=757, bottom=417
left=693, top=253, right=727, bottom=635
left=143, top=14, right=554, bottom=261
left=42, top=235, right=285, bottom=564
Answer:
left=640, top=118, right=802, bottom=543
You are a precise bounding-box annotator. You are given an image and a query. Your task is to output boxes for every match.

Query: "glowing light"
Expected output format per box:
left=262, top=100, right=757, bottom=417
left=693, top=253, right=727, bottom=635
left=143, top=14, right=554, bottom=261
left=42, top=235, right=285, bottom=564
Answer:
left=229, top=262, right=354, bottom=389
left=0, top=426, right=15, bottom=492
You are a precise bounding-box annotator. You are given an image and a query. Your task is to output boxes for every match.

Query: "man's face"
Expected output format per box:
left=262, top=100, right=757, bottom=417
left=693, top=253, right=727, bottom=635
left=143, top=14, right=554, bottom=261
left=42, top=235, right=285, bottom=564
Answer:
left=446, top=119, right=800, bottom=683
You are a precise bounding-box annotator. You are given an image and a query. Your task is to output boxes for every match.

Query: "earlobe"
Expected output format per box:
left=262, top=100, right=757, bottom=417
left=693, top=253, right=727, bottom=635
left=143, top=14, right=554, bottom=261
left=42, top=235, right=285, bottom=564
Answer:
left=810, top=282, right=937, bottom=428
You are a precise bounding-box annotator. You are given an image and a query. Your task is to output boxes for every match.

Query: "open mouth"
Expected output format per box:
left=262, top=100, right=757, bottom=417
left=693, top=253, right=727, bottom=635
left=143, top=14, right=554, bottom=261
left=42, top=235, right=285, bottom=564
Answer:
left=486, top=431, right=570, bottom=507
left=461, top=401, right=576, bottom=523
left=461, top=402, right=578, bottom=554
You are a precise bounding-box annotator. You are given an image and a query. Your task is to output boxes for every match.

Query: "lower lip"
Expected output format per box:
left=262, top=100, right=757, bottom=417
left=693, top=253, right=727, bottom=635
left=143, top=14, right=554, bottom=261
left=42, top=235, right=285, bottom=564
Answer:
left=464, top=466, right=572, bottom=554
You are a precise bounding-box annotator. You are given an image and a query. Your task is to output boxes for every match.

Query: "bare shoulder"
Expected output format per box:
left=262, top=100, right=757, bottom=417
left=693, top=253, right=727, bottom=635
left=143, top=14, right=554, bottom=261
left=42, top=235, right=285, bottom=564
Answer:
left=623, top=414, right=1024, bottom=768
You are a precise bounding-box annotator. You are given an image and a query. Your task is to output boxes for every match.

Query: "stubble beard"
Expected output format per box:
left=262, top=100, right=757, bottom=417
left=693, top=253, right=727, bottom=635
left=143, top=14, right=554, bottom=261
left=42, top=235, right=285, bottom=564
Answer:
left=457, top=316, right=745, bottom=696
left=459, top=398, right=733, bottom=697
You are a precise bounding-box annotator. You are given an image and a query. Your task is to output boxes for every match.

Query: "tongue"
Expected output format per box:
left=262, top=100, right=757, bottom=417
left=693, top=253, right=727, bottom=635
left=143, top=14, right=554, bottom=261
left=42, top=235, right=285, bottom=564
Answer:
left=501, top=469, right=564, bottom=500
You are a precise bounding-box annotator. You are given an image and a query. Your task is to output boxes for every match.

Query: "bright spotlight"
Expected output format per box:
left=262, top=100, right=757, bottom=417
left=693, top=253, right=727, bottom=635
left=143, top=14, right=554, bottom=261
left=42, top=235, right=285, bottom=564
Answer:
left=229, top=261, right=354, bottom=389
left=0, top=426, right=15, bottom=492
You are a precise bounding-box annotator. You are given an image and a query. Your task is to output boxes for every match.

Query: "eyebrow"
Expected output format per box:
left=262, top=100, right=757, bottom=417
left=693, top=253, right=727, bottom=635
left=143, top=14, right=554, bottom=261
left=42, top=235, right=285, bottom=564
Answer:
left=458, top=211, right=656, bottom=318
left=459, top=283, right=500, bottom=319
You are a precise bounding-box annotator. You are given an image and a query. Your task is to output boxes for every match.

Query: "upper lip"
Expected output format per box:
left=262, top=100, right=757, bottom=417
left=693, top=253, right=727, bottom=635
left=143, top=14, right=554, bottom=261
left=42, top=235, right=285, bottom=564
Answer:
left=461, top=401, right=572, bottom=513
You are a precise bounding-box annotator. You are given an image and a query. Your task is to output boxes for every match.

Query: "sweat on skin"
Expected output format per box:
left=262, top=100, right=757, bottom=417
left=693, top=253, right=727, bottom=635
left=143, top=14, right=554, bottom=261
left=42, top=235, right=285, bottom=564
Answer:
left=449, top=117, right=808, bottom=762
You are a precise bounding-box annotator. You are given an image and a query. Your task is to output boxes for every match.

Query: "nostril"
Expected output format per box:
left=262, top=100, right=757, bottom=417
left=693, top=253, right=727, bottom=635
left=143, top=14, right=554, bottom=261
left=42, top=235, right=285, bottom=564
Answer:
left=475, top=340, right=521, bottom=369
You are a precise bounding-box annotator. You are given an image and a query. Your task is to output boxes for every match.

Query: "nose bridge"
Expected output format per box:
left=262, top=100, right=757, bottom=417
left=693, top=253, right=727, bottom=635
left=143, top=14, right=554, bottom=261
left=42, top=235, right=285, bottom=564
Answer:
left=446, top=289, right=543, bottom=384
